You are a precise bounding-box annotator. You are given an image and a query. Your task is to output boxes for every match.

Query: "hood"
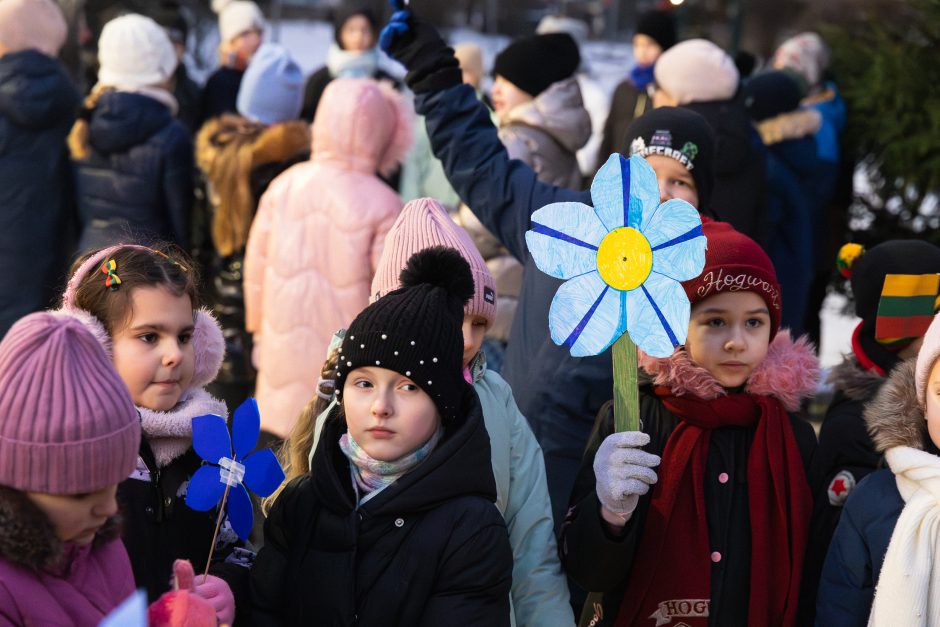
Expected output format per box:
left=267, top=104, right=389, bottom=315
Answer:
left=313, top=384, right=496, bottom=514
left=0, top=49, right=79, bottom=130
left=311, top=77, right=412, bottom=177
left=503, top=77, right=591, bottom=153
left=865, top=359, right=927, bottom=453
left=757, top=108, right=822, bottom=146
left=88, top=91, right=174, bottom=154
left=827, top=355, right=884, bottom=402
left=0, top=485, right=121, bottom=573
left=682, top=98, right=754, bottom=176
left=638, top=330, right=819, bottom=411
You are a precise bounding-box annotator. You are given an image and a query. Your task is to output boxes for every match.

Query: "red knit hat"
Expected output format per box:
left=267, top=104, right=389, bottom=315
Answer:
left=681, top=221, right=782, bottom=337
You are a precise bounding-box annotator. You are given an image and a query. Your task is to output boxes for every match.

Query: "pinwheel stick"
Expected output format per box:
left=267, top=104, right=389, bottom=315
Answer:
left=202, top=482, right=232, bottom=582
left=612, top=333, right=640, bottom=433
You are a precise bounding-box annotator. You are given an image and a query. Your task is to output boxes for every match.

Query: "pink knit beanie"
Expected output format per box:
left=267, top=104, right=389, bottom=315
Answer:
left=0, top=312, right=140, bottom=494
left=371, top=197, right=497, bottom=327
left=915, top=313, right=940, bottom=407
left=0, top=0, right=67, bottom=57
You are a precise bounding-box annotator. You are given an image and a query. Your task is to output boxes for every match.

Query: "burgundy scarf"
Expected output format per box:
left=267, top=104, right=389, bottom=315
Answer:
left=614, top=387, right=812, bottom=627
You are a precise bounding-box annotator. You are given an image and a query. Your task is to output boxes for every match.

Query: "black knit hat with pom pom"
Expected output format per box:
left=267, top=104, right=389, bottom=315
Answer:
left=334, top=247, right=475, bottom=423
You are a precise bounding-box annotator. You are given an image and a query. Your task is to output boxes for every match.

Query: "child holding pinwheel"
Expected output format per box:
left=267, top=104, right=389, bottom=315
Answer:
left=58, top=244, right=247, bottom=625
left=558, top=220, right=819, bottom=627
left=251, top=248, right=513, bottom=626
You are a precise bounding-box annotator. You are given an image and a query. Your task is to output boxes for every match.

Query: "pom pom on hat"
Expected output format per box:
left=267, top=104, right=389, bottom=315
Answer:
left=337, top=248, right=474, bottom=423
left=97, top=13, right=177, bottom=91
left=836, top=242, right=865, bottom=279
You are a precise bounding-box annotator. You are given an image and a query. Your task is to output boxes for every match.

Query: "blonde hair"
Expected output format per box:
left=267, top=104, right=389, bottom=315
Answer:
left=67, top=85, right=114, bottom=160
left=261, top=347, right=342, bottom=515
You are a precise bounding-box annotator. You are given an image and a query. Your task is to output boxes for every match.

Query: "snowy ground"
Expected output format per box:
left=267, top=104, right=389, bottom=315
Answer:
left=263, top=20, right=860, bottom=383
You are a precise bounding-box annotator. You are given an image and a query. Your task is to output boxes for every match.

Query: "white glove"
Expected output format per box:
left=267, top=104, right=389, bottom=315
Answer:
left=594, top=431, right=660, bottom=525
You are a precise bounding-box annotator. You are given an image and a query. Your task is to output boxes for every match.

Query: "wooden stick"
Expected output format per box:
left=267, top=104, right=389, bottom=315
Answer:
left=202, top=482, right=232, bottom=583
left=612, top=333, right=640, bottom=433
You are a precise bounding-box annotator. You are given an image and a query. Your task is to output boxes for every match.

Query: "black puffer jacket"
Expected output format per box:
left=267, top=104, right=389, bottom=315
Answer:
left=251, top=386, right=513, bottom=626
left=0, top=50, right=78, bottom=338
left=74, top=91, right=193, bottom=251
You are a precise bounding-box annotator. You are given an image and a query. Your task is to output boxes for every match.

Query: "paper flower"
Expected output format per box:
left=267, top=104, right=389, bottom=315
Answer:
left=525, top=154, right=706, bottom=358
left=185, top=398, right=285, bottom=541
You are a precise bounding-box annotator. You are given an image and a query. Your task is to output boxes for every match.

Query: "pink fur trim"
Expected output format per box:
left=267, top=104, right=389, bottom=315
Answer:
left=191, top=308, right=224, bottom=388
left=61, top=244, right=154, bottom=309
left=140, top=387, right=227, bottom=467
left=638, top=330, right=820, bottom=411
left=49, top=308, right=112, bottom=357
left=376, top=81, right=413, bottom=178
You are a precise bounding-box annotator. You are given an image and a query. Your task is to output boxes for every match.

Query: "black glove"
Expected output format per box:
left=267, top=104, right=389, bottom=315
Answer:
left=379, top=7, right=461, bottom=93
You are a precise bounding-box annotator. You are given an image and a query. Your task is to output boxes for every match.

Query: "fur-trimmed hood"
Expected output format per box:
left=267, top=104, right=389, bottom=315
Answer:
left=0, top=485, right=121, bottom=573
left=638, top=330, right=819, bottom=412
left=827, top=355, right=885, bottom=402
left=756, top=108, right=822, bottom=146
left=865, top=358, right=927, bottom=453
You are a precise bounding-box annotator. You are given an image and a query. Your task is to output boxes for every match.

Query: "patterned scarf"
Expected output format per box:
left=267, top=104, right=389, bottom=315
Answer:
left=339, top=427, right=443, bottom=496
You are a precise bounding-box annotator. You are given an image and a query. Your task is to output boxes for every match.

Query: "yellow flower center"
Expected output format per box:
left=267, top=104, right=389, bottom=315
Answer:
left=596, top=227, right=653, bottom=291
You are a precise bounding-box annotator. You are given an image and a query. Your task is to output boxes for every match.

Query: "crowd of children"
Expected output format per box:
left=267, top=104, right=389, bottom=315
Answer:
left=0, top=0, right=935, bottom=625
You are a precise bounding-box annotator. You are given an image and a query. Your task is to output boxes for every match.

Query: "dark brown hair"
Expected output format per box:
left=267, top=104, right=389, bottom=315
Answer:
left=67, top=244, right=201, bottom=334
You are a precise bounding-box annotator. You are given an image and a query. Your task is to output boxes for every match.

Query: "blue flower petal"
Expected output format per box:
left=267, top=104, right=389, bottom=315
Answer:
left=185, top=464, right=226, bottom=511
left=526, top=202, right=607, bottom=279
left=225, top=483, right=254, bottom=542
left=643, top=199, right=707, bottom=282
left=590, top=154, right=659, bottom=233
left=243, top=448, right=286, bottom=498
left=626, top=273, right=690, bottom=358
left=549, top=271, right=626, bottom=357
left=191, top=414, right=232, bottom=465
left=232, top=398, right=261, bottom=460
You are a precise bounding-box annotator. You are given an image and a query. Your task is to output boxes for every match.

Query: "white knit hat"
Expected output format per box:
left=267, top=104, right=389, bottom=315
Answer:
left=213, top=0, right=265, bottom=43
left=97, top=13, right=177, bottom=90
left=654, top=38, right=740, bottom=105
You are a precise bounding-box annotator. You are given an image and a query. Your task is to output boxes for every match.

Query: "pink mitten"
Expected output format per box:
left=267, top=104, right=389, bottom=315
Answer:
left=148, top=560, right=217, bottom=627
left=194, top=574, right=235, bottom=626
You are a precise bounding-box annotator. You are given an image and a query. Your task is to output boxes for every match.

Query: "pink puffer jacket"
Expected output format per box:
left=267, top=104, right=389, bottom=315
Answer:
left=244, top=78, right=411, bottom=437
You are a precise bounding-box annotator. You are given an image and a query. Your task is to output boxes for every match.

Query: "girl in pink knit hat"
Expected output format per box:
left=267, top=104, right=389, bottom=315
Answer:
left=60, top=243, right=242, bottom=626
left=0, top=311, right=141, bottom=626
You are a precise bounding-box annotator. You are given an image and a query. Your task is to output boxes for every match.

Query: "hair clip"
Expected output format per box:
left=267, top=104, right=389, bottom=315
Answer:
left=150, top=249, right=189, bottom=273
left=100, top=259, right=121, bottom=290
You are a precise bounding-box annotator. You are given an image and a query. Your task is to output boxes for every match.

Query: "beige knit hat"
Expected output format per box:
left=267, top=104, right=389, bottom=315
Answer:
left=0, top=0, right=67, bottom=57
left=371, top=197, right=497, bottom=327
left=654, top=38, right=740, bottom=105
left=213, top=0, right=265, bottom=43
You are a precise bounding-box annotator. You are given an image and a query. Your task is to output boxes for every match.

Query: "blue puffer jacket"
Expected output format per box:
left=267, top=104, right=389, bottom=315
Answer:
left=74, top=91, right=193, bottom=252
left=416, top=83, right=608, bottom=527
left=816, top=359, right=934, bottom=626
left=0, top=50, right=78, bottom=339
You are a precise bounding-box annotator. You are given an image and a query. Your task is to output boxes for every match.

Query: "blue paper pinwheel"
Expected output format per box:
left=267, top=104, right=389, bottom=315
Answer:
left=186, top=398, right=285, bottom=541
left=525, top=153, right=707, bottom=358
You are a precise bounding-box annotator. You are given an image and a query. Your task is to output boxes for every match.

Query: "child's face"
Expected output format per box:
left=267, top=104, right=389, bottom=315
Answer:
left=111, top=287, right=195, bottom=411
left=339, top=15, right=375, bottom=52
left=492, top=75, right=534, bottom=123
left=632, top=34, right=663, bottom=67
left=645, top=154, right=698, bottom=207
left=26, top=485, right=118, bottom=545
left=462, top=315, right=488, bottom=368
left=926, top=359, right=940, bottom=448
left=343, top=367, right=440, bottom=462
left=686, top=291, right=772, bottom=388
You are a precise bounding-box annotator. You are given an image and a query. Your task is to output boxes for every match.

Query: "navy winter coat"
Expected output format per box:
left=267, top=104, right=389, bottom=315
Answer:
left=415, top=83, right=608, bottom=527
left=74, top=91, right=193, bottom=252
left=0, top=50, right=78, bottom=338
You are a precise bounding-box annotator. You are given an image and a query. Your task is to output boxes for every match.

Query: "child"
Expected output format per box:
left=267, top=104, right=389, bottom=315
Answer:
left=380, top=7, right=716, bottom=527
left=800, top=239, right=940, bottom=622
left=251, top=247, right=513, bottom=625
left=60, top=244, right=243, bottom=625
left=244, top=76, right=411, bottom=438
left=296, top=198, right=574, bottom=626
left=561, top=221, right=818, bottom=627
left=817, top=312, right=940, bottom=625
left=200, top=0, right=265, bottom=124
left=0, top=0, right=78, bottom=338
left=69, top=13, right=193, bottom=252
left=0, top=312, right=141, bottom=625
